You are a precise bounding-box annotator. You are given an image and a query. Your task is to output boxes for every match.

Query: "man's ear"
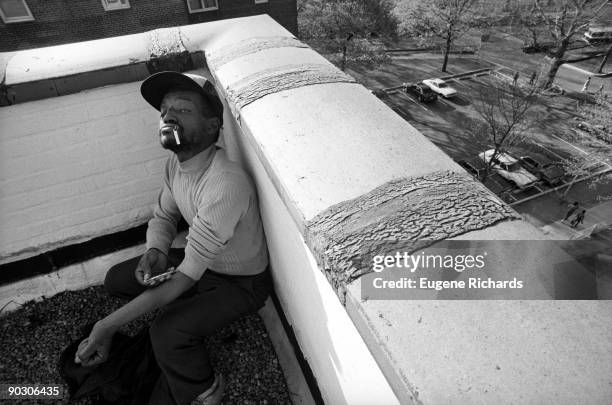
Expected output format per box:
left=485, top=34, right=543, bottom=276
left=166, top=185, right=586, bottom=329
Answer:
left=204, top=117, right=220, bottom=134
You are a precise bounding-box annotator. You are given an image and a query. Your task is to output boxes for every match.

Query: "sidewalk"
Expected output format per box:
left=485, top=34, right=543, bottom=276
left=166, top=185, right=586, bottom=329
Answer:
left=561, top=62, right=612, bottom=78
left=540, top=200, right=612, bottom=240
left=475, top=28, right=612, bottom=96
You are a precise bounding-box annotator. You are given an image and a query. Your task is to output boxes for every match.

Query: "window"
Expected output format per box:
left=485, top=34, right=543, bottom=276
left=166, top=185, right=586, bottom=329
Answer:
left=186, top=0, right=218, bottom=13
left=506, top=162, right=522, bottom=172
left=101, top=0, right=130, bottom=11
left=254, top=0, right=268, bottom=3
left=0, top=0, right=34, bottom=23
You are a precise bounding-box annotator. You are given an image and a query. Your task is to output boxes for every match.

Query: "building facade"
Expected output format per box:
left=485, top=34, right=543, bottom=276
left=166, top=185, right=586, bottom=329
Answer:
left=0, top=0, right=297, bottom=51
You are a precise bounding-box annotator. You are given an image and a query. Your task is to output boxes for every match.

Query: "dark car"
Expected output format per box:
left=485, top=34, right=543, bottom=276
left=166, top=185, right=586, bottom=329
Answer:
left=520, top=156, right=565, bottom=186
left=457, top=159, right=514, bottom=195
left=404, top=83, right=437, bottom=102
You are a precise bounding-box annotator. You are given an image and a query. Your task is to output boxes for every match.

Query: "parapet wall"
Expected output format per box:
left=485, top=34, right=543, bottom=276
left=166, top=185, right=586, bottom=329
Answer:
left=1, top=14, right=610, bottom=404
left=0, top=0, right=298, bottom=52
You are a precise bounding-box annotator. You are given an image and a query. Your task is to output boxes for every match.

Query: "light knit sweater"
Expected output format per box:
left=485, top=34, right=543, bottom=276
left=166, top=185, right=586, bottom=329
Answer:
left=146, top=146, right=269, bottom=280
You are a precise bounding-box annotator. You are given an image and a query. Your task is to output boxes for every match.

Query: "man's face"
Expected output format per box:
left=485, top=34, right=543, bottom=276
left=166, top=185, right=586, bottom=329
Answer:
left=159, top=90, right=219, bottom=152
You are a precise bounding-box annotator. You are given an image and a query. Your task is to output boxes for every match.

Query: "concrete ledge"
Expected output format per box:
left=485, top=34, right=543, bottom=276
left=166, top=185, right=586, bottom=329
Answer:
left=258, top=298, right=317, bottom=405
left=199, top=16, right=612, bottom=404
left=1, top=44, right=204, bottom=105
left=0, top=245, right=145, bottom=313
left=3, top=64, right=149, bottom=105
left=219, top=64, right=400, bottom=404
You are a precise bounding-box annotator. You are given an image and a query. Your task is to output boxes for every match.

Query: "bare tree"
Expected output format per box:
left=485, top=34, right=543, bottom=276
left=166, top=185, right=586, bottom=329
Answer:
left=560, top=151, right=611, bottom=199
left=471, top=80, right=540, bottom=180
left=560, top=97, right=612, bottom=197
left=532, top=0, right=609, bottom=88
left=579, top=95, right=611, bottom=141
left=403, top=0, right=480, bottom=72
left=298, top=0, right=398, bottom=71
left=597, top=44, right=612, bottom=73
left=514, top=5, right=550, bottom=49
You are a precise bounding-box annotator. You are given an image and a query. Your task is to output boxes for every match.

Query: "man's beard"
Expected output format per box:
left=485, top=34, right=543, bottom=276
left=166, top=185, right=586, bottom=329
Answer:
left=160, top=140, right=184, bottom=153
left=159, top=124, right=185, bottom=152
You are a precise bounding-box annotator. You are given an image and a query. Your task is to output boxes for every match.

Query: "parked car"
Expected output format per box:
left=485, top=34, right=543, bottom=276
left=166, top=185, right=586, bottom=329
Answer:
left=478, top=149, right=538, bottom=189
left=457, top=158, right=514, bottom=195
left=520, top=156, right=565, bottom=186
left=584, top=26, right=612, bottom=44
left=422, top=79, right=457, bottom=98
left=404, top=82, right=437, bottom=102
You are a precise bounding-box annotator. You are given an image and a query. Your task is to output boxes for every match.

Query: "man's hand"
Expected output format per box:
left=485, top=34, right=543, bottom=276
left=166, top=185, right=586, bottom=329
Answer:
left=74, top=321, right=115, bottom=367
left=135, top=248, right=168, bottom=286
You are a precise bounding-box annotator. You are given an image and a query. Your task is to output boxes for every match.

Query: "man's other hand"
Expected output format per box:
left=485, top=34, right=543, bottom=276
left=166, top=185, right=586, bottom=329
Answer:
left=74, top=322, right=114, bottom=367
left=135, top=248, right=168, bottom=286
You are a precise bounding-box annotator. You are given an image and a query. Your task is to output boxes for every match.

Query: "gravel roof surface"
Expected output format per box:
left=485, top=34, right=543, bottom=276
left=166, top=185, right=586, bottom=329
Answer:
left=0, top=286, right=291, bottom=404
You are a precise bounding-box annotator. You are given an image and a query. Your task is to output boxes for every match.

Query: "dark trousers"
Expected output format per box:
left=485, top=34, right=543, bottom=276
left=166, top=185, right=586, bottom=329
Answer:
left=564, top=208, right=577, bottom=221
left=104, top=248, right=272, bottom=405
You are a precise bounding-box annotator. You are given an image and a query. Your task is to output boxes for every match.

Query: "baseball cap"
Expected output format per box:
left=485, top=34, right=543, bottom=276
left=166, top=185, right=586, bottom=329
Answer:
left=140, top=71, right=224, bottom=126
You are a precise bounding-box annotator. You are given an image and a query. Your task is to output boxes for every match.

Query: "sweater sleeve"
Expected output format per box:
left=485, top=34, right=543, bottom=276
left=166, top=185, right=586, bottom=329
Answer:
left=145, top=158, right=181, bottom=255
left=177, top=171, right=251, bottom=280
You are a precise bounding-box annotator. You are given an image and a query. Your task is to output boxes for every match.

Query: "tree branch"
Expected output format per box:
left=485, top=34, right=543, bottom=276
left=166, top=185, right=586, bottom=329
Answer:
left=534, top=0, right=557, bottom=40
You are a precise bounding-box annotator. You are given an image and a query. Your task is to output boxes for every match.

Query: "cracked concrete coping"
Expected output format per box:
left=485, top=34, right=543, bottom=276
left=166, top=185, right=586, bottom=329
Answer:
left=225, top=63, right=356, bottom=121
left=206, top=36, right=309, bottom=71
left=305, top=171, right=521, bottom=303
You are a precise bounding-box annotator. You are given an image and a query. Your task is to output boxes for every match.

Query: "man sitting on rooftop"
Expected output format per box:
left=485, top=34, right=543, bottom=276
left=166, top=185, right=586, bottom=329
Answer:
left=75, top=71, right=271, bottom=405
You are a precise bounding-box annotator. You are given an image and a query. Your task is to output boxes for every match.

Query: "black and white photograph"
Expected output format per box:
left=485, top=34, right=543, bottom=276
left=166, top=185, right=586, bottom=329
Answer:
left=1, top=0, right=611, bottom=404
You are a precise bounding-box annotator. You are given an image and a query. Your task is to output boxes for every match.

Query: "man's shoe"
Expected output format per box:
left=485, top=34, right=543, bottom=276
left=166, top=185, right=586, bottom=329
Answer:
left=191, top=373, right=226, bottom=405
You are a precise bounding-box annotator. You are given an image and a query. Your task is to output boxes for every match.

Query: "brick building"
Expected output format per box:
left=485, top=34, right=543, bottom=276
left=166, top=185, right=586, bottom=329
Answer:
left=0, top=0, right=297, bottom=51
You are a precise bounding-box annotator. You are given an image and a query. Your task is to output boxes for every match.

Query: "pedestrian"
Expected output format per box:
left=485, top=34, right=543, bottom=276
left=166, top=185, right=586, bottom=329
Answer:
left=598, top=84, right=605, bottom=101
left=513, top=71, right=520, bottom=86
left=529, top=71, right=537, bottom=85
left=581, top=76, right=591, bottom=92
left=74, top=71, right=271, bottom=405
left=563, top=201, right=579, bottom=221
left=570, top=209, right=586, bottom=228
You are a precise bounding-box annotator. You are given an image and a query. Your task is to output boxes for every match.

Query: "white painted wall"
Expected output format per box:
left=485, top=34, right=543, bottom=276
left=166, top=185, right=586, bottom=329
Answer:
left=0, top=82, right=168, bottom=263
